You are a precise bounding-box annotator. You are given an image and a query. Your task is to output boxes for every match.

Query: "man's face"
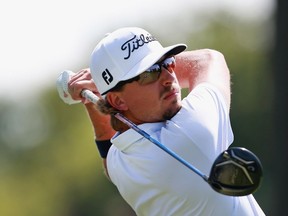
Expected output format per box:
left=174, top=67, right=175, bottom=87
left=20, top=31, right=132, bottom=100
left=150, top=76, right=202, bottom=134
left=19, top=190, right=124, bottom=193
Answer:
left=115, top=64, right=182, bottom=124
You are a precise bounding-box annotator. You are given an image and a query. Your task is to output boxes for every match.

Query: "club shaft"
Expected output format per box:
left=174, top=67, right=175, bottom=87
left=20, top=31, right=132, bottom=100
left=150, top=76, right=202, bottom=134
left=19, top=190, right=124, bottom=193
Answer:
left=81, top=89, right=208, bottom=182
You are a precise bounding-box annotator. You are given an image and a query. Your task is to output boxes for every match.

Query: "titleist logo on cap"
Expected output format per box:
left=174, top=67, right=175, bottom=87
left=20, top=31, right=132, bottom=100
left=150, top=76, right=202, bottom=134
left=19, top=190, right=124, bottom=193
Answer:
left=121, top=33, right=156, bottom=60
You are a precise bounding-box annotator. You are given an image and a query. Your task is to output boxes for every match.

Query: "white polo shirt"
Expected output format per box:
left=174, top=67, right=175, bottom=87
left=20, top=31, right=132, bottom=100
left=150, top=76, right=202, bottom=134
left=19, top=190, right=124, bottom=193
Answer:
left=107, top=83, right=265, bottom=216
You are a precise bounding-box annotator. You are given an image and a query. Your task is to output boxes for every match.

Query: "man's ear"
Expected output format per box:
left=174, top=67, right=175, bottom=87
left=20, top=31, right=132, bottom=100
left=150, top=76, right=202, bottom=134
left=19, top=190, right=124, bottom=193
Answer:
left=106, top=92, right=128, bottom=111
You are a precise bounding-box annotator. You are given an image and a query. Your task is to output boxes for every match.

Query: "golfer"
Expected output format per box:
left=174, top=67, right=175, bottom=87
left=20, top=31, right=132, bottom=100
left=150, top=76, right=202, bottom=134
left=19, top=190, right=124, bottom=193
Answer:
left=67, top=27, right=265, bottom=215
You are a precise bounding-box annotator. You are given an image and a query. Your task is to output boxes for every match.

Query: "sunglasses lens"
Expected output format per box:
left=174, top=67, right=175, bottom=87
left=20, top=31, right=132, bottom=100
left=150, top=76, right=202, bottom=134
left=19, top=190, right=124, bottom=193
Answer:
left=163, top=57, right=176, bottom=71
left=138, top=57, right=176, bottom=85
left=138, top=65, right=161, bottom=85
left=146, top=64, right=161, bottom=73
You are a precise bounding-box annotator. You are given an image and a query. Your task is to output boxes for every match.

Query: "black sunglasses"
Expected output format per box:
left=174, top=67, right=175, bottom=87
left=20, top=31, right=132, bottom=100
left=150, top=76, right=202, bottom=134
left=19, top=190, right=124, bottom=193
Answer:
left=137, top=56, right=176, bottom=85
left=110, top=56, right=176, bottom=92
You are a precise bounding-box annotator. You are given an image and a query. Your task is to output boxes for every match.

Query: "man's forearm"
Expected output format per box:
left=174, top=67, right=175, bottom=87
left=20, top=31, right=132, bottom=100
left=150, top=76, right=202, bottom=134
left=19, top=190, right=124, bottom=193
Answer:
left=175, top=49, right=211, bottom=91
left=175, top=49, right=231, bottom=107
left=84, top=103, right=116, bottom=140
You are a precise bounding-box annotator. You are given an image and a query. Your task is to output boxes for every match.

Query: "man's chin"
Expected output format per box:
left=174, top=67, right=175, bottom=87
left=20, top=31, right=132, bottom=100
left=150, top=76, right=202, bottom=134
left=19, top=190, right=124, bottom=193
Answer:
left=163, top=103, right=182, bottom=120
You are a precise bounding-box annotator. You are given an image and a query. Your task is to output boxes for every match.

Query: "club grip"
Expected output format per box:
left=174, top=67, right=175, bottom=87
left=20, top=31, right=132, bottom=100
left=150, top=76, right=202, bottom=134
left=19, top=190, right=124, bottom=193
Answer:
left=81, top=89, right=100, bottom=104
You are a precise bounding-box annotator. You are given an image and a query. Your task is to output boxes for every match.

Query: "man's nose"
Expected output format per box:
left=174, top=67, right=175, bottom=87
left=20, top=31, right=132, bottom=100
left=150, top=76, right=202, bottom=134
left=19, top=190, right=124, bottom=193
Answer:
left=160, top=68, right=176, bottom=86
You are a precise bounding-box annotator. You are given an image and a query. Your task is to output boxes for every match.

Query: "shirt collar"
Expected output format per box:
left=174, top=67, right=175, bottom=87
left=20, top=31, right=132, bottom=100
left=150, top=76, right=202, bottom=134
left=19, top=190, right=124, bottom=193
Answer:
left=111, top=122, right=165, bottom=151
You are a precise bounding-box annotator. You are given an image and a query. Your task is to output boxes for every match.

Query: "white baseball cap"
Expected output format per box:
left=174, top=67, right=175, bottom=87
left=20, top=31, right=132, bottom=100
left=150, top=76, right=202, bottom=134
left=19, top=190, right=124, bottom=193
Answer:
left=90, top=27, right=187, bottom=95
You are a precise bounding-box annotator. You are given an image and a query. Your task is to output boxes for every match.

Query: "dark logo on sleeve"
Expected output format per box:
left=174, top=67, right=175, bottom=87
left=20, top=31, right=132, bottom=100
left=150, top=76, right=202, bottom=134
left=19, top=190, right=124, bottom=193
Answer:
left=102, top=69, right=113, bottom=85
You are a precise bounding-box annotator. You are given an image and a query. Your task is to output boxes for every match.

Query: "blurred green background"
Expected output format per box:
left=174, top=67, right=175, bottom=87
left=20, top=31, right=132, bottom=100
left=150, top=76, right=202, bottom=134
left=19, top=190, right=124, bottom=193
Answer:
left=1, top=0, right=287, bottom=215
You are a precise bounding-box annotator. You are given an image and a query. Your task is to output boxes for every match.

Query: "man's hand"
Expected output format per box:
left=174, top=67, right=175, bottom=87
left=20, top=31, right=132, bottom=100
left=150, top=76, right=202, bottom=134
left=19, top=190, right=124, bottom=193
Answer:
left=67, top=68, right=101, bottom=104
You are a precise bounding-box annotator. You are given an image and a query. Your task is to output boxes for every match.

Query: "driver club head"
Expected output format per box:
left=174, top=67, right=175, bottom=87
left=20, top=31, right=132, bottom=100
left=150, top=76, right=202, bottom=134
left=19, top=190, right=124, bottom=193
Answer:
left=208, top=147, right=263, bottom=196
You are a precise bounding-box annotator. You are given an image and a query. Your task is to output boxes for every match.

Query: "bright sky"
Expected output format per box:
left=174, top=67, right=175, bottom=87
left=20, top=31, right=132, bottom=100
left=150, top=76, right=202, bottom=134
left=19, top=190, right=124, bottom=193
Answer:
left=0, top=0, right=274, bottom=101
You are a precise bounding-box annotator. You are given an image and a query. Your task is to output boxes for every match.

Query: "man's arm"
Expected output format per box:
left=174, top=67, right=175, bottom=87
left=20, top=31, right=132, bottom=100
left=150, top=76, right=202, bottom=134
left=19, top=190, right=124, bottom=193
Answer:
left=175, top=49, right=231, bottom=108
left=68, top=69, right=116, bottom=176
left=84, top=103, right=115, bottom=176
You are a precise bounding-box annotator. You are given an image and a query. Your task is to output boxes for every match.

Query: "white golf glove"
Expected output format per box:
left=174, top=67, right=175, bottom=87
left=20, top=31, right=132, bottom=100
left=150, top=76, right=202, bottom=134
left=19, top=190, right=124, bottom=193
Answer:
left=56, top=70, right=81, bottom=105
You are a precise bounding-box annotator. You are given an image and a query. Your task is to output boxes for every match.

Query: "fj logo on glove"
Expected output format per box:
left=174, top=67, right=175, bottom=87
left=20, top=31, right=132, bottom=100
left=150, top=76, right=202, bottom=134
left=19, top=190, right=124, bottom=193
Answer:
left=121, top=33, right=156, bottom=60
left=102, top=68, right=113, bottom=85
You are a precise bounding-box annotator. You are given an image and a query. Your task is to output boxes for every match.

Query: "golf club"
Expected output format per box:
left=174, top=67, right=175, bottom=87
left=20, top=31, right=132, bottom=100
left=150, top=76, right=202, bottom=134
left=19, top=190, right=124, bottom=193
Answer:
left=58, top=71, right=263, bottom=196
left=82, top=89, right=263, bottom=196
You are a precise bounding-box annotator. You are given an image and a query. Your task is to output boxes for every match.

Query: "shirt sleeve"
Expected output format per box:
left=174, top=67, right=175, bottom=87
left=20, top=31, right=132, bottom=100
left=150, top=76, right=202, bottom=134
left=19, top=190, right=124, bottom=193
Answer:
left=172, top=83, right=234, bottom=159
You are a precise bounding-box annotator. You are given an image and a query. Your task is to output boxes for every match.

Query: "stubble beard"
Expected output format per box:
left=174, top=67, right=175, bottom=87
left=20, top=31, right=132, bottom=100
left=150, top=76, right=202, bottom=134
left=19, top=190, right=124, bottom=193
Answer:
left=162, top=99, right=182, bottom=120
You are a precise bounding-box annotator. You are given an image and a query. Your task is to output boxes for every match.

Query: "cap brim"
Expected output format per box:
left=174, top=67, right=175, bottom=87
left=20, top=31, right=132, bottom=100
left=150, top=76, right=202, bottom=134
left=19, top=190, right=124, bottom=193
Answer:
left=121, top=44, right=187, bottom=81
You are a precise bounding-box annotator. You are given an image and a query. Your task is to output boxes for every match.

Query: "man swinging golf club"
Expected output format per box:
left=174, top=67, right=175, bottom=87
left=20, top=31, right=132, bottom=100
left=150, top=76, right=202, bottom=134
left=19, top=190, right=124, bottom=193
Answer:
left=57, top=27, right=265, bottom=215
